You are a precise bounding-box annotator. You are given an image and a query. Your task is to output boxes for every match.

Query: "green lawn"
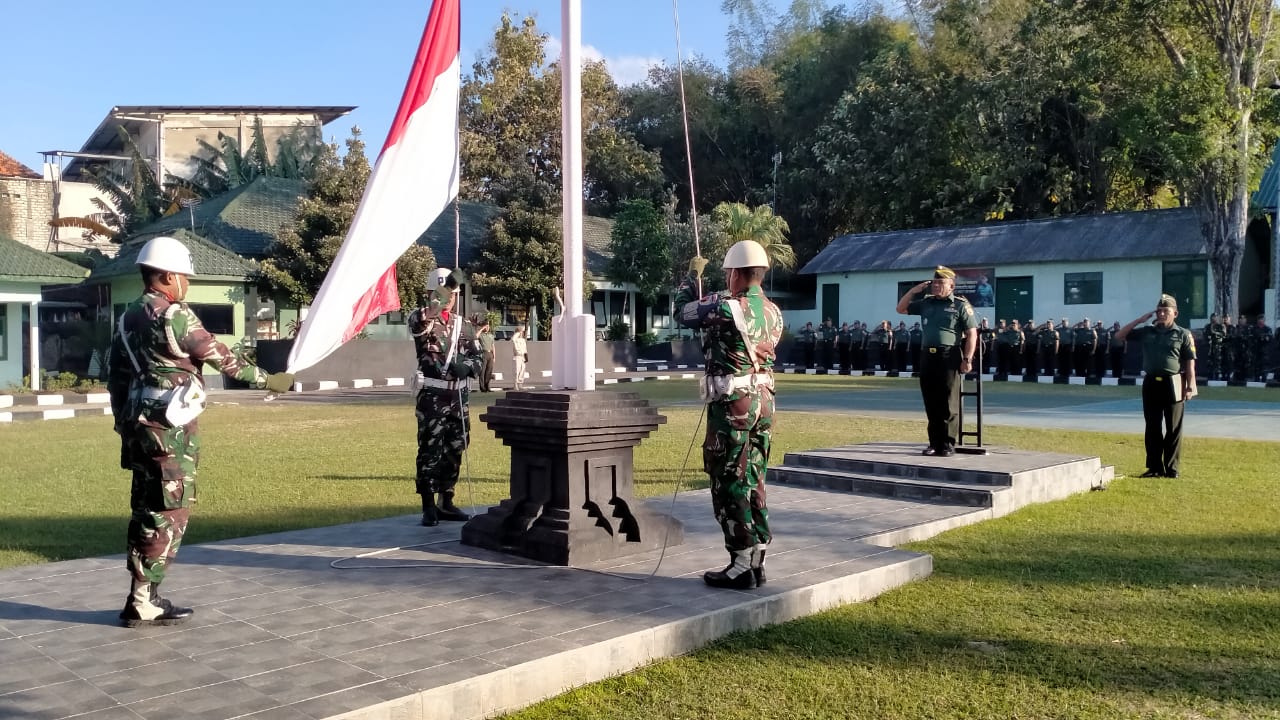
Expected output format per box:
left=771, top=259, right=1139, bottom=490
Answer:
left=1, top=378, right=1277, bottom=718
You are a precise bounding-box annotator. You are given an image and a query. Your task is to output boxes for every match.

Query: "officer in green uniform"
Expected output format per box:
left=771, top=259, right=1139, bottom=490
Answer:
left=409, top=270, right=485, bottom=526
left=676, top=240, right=783, bottom=589
left=897, top=266, right=978, bottom=456
left=1037, top=321, right=1060, bottom=376
left=998, top=320, right=1023, bottom=375
left=1115, top=294, right=1197, bottom=478
left=849, top=321, right=867, bottom=371
left=108, top=237, right=294, bottom=627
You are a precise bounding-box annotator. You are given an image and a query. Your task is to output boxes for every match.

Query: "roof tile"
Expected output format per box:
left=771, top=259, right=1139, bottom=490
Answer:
left=0, top=237, right=90, bottom=282
left=0, top=150, right=40, bottom=179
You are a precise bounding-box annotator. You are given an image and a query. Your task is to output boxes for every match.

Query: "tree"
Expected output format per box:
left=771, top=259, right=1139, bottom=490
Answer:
left=253, top=128, right=436, bottom=312
left=460, top=13, right=662, bottom=214
left=607, top=200, right=672, bottom=303
left=468, top=206, right=564, bottom=339
left=172, top=117, right=323, bottom=200
left=710, top=201, right=796, bottom=270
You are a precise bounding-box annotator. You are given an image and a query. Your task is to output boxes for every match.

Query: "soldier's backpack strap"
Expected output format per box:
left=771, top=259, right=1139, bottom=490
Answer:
left=117, top=312, right=143, bottom=374
left=443, top=314, right=462, bottom=370
left=726, top=296, right=761, bottom=373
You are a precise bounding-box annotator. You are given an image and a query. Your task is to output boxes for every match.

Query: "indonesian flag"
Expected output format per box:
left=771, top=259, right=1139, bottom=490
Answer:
left=287, top=0, right=460, bottom=374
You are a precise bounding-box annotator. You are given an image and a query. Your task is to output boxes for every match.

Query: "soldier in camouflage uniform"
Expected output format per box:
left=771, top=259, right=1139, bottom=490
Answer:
left=1204, top=314, right=1226, bottom=380
left=677, top=241, right=783, bottom=589
left=1250, top=316, right=1273, bottom=382
left=108, top=237, right=294, bottom=628
left=409, top=270, right=485, bottom=526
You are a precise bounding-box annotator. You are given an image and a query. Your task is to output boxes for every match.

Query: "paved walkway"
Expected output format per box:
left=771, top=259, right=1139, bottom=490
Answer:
left=0, top=486, right=977, bottom=720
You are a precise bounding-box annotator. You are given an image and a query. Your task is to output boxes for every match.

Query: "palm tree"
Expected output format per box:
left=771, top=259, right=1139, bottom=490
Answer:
left=710, top=202, right=796, bottom=271
left=168, top=117, right=323, bottom=200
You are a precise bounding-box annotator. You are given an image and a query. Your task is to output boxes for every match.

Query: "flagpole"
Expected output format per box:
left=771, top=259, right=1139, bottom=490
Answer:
left=553, top=0, right=595, bottom=390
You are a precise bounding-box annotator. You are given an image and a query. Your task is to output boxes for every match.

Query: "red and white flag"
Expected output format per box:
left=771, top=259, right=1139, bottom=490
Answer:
left=287, top=0, right=460, bottom=374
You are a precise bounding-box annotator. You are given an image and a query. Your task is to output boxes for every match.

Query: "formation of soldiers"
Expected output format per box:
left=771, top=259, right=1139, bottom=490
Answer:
left=792, top=314, right=1277, bottom=381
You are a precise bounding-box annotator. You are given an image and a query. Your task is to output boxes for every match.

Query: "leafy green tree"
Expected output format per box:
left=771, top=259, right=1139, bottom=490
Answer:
left=607, top=200, right=671, bottom=303
left=254, top=128, right=435, bottom=311
left=460, top=13, right=662, bottom=215
left=468, top=206, right=564, bottom=339
left=173, top=117, right=323, bottom=200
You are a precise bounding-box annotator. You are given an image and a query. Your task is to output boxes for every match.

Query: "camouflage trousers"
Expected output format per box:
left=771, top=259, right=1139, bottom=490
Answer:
left=703, top=389, right=773, bottom=553
left=415, top=387, right=470, bottom=495
left=121, top=420, right=199, bottom=585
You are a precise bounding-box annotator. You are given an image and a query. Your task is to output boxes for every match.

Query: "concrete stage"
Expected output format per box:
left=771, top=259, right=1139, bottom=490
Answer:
left=0, top=443, right=1110, bottom=720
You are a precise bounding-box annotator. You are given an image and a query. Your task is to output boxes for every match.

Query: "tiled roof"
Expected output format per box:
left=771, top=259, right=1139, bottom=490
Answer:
left=88, top=230, right=256, bottom=281
left=0, top=150, right=40, bottom=179
left=801, top=207, right=1206, bottom=275
left=416, top=201, right=616, bottom=275
left=0, top=237, right=90, bottom=283
left=128, top=176, right=307, bottom=258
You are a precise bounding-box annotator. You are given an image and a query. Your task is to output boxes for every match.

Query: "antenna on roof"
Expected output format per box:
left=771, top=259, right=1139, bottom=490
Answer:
left=179, top=197, right=201, bottom=232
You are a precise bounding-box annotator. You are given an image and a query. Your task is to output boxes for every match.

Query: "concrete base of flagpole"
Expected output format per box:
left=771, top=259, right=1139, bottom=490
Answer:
left=460, top=389, right=682, bottom=565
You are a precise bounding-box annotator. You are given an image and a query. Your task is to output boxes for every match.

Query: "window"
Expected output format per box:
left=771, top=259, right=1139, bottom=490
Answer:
left=1064, top=272, right=1102, bottom=305
left=1163, top=260, right=1208, bottom=321
left=186, top=304, right=235, bottom=335
left=651, top=294, right=672, bottom=330
left=0, top=305, right=7, bottom=361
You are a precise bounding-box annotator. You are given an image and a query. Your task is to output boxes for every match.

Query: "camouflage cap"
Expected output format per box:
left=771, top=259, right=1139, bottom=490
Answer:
left=1157, top=294, right=1177, bottom=310
left=934, top=266, right=956, bottom=279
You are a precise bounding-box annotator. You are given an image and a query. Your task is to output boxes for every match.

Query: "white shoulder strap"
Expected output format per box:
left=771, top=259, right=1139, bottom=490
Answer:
left=726, top=297, right=760, bottom=373
left=443, top=315, right=462, bottom=369
left=117, top=313, right=142, bottom=373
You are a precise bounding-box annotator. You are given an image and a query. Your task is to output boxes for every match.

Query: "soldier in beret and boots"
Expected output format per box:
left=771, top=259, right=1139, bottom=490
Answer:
left=1115, top=294, right=1197, bottom=478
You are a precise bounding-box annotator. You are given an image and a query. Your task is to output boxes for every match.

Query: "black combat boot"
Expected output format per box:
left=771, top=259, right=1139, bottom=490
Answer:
left=420, top=492, right=439, bottom=527
left=437, top=491, right=470, bottom=522
left=703, top=549, right=756, bottom=589
left=751, top=545, right=767, bottom=586
left=119, top=580, right=194, bottom=628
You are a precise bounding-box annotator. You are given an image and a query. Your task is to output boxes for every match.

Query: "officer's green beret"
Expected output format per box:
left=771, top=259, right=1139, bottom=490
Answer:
left=1157, top=294, right=1177, bottom=310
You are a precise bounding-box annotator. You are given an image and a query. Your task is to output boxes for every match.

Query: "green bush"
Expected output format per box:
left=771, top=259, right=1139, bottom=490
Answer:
left=635, top=331, right=658, bottom=349
left=606, top=317, right=631, bottom=341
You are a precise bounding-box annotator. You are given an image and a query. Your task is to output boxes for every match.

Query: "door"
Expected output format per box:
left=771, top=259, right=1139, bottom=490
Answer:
left=821, top=283, right=840, bottom=323
left=995, top=276, right=1033, bottom=323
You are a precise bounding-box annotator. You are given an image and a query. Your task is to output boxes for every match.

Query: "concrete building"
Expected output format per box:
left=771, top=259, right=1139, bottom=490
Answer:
left=0, top=150, right=54, bottom=252
left=0, top=238, right=89, bottom=389
left=794, top=207, right=1254, bottom=331
left=42, top=105, right=353, bottom=252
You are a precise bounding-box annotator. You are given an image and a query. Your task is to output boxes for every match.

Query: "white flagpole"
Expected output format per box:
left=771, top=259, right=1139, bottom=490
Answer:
left=553, top=0, right=595, bottom=390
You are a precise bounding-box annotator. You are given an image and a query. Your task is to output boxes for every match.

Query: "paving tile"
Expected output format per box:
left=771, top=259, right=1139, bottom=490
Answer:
left=392, top=656, right=504, bottom=692
left=153, top=619, right=280, bottom=658
left=0, top=593, right=117, bottom=637
left=283, top=679, right=419, bottom=720
left=125, top=680, right=278, bottom=720
left=196, top=637, right=327, bottom=681
left=0, top=652, right=79, bottom=695
left=239, top=605, right=362, bottom=638
left=42, top=637, right=188, bottom=679
left=235, top=658, right=382, bottom=705
left=88, top=656, right=231, bottom=706
left=288, top=620, right=413, bottom=657
left=205, top=588, right=327, bottom=620
left=0, top=679, right=119, bottom=720
left=338, top=637, right=474, bottom=678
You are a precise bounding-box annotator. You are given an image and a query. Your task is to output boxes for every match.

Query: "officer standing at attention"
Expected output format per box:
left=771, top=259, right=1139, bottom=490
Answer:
left=1114, top=294, right=1197, bottom=478
left=896, top=266, right=978, bottom=456
left=409, top=270, right=485, bottom=526
left=474, top=315, right=496, bottom=392
left=676, top=241, right=783, bottom=589
left=1205, top=314, right=1226, bottom=380
left=511, top=323, right=529, bottom=390
left=108, top=236, right=294, bottom=627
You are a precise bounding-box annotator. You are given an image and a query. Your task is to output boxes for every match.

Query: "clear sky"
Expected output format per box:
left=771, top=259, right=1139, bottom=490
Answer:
left=0, top=0, right=729, bottom=172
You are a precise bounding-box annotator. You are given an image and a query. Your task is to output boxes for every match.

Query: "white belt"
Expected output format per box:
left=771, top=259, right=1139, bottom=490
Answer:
left=729, top=373, right=773, bottom=391
left=701, top=372, right=774, bottom=402
left=420, top=376, right=465, bottom=390
left=139, top=387, right=170, bottom=400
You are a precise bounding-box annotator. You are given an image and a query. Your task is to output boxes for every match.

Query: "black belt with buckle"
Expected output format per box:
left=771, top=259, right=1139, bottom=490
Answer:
left=926, top=346, right=952, bottom=354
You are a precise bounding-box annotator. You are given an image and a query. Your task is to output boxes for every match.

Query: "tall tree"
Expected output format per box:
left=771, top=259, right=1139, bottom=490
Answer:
left=710, top=201, right=796, bottom=270
left=460, top=13, right=662, bottom=215
left=607, top=199, right=671, bottom=303
left=468, top=207, right=565, bottom=338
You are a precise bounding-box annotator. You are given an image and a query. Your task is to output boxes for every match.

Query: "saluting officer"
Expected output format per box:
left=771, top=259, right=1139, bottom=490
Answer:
left=1115, top=294, right=1197, bottom=478
left=896, top=266, right=978, bottom=456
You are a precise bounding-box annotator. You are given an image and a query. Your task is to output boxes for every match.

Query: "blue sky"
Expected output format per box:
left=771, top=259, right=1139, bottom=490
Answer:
left=1, top=0, right=729, bottom=172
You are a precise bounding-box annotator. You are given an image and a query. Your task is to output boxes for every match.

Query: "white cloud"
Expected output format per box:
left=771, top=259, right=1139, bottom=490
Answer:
left=547, top=36, right=663, bottom=87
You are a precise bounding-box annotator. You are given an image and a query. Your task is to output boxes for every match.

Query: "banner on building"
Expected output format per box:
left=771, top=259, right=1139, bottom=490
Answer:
left=953, top=267, right=996, bottom=308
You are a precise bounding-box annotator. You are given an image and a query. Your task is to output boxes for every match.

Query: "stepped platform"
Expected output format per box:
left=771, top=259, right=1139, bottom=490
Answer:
left=0, top=443, right=1108, bottom=720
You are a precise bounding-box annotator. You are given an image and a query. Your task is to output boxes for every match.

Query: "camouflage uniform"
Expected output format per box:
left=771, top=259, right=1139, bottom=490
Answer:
left=1204, top=317, right=1226, bottom=380
left=676, top=276, right=782, bottom=556
left=108, top=290, right=269, bottom=588
left=409, top=300, right=484, bottom=505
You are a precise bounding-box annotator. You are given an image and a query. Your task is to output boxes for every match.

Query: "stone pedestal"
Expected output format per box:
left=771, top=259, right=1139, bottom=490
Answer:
left=461, top=390, right=684, bottom=565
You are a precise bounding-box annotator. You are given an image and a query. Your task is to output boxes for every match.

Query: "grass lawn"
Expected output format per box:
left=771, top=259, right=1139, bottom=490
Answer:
left=1, top=377, right=1277, bottom=718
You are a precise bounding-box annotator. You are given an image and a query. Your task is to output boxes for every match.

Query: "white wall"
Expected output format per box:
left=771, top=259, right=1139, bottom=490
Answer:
left=786, top=258, right=1216, bottom=331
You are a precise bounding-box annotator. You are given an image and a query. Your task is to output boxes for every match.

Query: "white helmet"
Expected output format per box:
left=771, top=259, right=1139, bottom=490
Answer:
left=722, top=240, right=769, bottom=269
left=136, top=236, right=195, bottom=276
left=431, top=267, right=455, bottom=290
